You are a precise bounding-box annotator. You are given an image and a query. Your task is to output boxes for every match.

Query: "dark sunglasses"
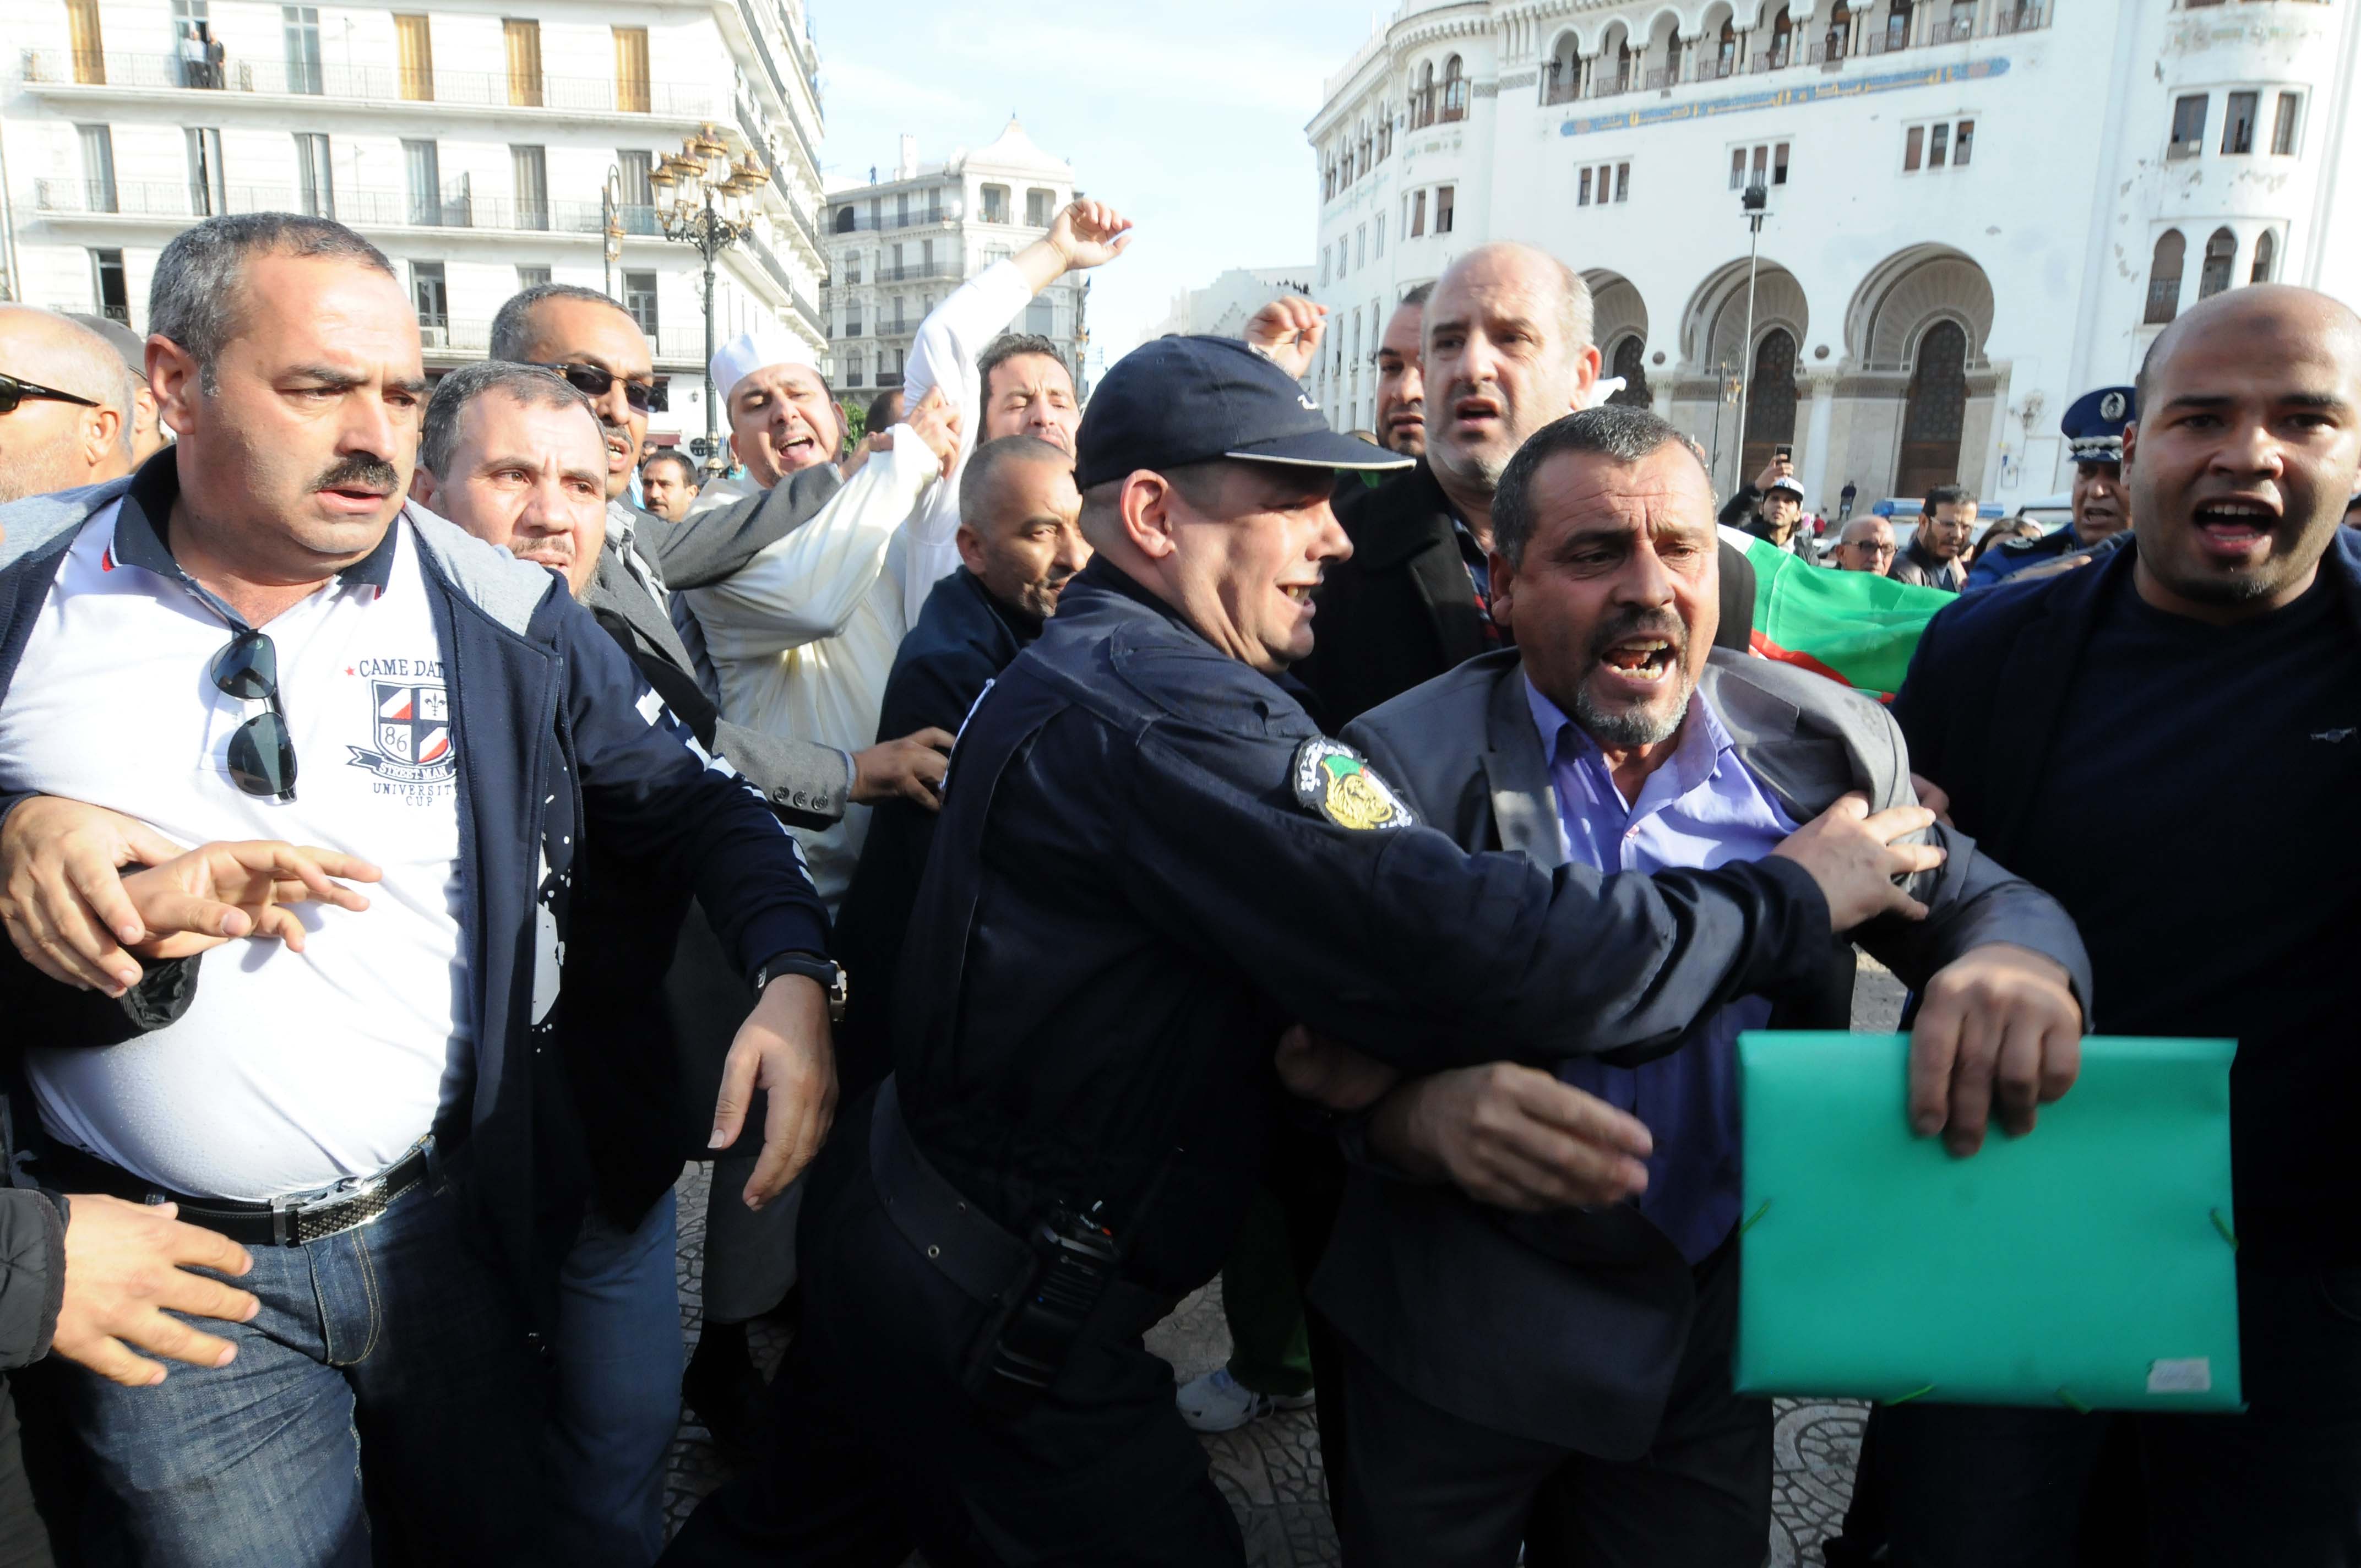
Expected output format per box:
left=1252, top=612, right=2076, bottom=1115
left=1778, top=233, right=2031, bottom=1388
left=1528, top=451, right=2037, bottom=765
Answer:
left=213, top=628, right=297, bottom=802
left=535, top=362, right=667, bottom=415
left=0, top=372, right=101, bottom=417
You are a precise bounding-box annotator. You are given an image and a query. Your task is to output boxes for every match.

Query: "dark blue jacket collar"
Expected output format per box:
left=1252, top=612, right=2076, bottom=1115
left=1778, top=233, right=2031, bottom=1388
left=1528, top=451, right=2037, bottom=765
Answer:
left=105, top=449, right=399, bottom=629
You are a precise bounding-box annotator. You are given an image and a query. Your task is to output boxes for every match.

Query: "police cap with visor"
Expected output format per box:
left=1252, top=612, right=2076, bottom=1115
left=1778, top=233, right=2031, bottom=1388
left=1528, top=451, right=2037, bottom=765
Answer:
left=1076, top=335, right=1411, bottom=490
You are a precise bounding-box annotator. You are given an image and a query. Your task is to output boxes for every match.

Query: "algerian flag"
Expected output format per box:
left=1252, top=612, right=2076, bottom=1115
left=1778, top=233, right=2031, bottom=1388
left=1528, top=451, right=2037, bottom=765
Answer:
left=1721, top=525, right=1954, bottom=701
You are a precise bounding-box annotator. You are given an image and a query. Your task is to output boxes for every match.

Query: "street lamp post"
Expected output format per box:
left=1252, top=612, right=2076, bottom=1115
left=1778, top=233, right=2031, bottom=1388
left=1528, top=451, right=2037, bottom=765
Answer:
left=600, top=164, right=624, bottom=301
left=1733, top=182, right=1769, bottom=497
left=649, top=124, right=770, bottom=470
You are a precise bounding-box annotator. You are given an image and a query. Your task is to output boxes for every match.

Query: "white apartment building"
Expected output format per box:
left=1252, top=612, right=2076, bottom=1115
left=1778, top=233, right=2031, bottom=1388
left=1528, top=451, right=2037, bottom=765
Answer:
left=0, top=0, right=831, bottom=444
left=821, top=118, right=1090, bottom=402
left=1151, top=265, right=1317, bottom=344
left=1306, top=0, right=2361, bottom=508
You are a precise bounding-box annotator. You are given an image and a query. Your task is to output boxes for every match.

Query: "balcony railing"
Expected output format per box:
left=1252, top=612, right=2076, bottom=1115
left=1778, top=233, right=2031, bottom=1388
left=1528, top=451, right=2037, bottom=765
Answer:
left=19, top=48, right=723, bottom=117
left=34, top=176, right=624, bottom=236
left=827, top=205, right=948, bottom=236
left=874, top=260, right=951, bottom=282
left=1541, top=6, right=2044, bottom=107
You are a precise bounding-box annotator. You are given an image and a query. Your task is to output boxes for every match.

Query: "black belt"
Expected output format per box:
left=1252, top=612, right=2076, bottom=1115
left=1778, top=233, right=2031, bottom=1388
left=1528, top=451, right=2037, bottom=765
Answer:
left=45, top=1139, right=436, bottom=1248
left=868, top=1081, right=1173, bottom=1337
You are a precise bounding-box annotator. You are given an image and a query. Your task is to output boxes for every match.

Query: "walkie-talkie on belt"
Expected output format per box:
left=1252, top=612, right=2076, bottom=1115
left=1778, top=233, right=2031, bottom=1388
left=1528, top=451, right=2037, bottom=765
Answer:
left=973, top=1204, right=1121, bottom=1417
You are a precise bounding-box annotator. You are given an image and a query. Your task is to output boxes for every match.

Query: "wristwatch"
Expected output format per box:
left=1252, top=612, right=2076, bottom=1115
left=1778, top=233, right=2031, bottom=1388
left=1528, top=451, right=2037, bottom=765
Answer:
left=755, top=952, right=848, bottom=1022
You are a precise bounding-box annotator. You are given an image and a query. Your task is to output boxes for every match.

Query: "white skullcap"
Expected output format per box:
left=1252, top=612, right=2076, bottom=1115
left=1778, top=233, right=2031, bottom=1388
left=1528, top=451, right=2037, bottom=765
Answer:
left=709, top=328, right=819, bottom=406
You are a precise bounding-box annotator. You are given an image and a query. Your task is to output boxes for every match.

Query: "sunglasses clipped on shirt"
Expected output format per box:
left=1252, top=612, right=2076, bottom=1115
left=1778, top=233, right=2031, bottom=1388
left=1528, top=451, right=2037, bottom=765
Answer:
left=0, top=372, right=101, bottom=417
left=534, top=362, right=668, bottom=415
left=213, top=627, right=298, bottom=802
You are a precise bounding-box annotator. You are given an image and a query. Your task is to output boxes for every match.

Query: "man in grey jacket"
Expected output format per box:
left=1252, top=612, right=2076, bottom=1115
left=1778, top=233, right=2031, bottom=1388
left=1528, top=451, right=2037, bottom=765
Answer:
left=1305, top=407, right=2091, bottom=1567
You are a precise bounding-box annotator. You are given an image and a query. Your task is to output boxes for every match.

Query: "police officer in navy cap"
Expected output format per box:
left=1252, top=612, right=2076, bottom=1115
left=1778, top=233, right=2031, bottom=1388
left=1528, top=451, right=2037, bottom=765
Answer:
left=663, top=335, right=1961, bottom=1568
left=1966, top=385, right=2136, bottom=588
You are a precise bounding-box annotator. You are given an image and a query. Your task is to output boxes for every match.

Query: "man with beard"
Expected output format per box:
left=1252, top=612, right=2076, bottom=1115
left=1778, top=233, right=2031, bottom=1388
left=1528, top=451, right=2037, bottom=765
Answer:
left=661, top=336, right=2047, bottom=1568
left=1862, top=285, right=2361, bottom=1566
left=1888, top=486, right=1975, bottom=592
left=1374, top=282, right=1431, bottom=458
left=0, top=306, right=135, bottom=505
left=1308, top=405, right=2087, bottom=1567
left=829, top=434, right=1084, bottom=1101
left=1967, top=387, right=2136, bottom=588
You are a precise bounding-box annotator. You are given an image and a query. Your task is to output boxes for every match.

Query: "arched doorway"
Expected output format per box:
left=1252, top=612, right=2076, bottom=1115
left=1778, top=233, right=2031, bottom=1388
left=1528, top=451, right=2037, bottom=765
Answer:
left=1897, top=320, right=1968, bottom=496
left=2198, top=227, right=2236, bottom=300
left=1741, top=328, right=1799, bottom=483
left=1609, top=334, right=1653, bottom=408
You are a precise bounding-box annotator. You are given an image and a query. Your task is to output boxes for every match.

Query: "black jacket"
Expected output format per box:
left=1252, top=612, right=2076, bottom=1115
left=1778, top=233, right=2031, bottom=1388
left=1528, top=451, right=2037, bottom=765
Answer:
left=830, top=568, right=1036, bottom=1103
left=0, top=1193, right=62, bottom=1371
left=1291, top=464, right=1494, bottom=732
left=877, top=559, right=1835, bottom=1298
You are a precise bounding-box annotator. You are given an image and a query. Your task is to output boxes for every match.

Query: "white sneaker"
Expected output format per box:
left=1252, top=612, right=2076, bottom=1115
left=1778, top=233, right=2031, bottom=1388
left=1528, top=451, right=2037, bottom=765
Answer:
left=1175, top=1366, right=1316, bottom=1433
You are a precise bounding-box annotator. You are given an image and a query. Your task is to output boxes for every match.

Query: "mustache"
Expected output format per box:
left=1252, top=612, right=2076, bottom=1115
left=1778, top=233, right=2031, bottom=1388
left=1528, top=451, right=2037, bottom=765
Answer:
left=313, top=453, right=401, bottom=493
left=1587, top=607, right=1688, bottom=663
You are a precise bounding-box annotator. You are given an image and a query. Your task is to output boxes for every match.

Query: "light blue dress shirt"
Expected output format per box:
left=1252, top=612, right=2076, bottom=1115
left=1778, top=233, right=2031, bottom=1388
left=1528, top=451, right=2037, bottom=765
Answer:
left=1523, top=676, right=1799, bottom=1262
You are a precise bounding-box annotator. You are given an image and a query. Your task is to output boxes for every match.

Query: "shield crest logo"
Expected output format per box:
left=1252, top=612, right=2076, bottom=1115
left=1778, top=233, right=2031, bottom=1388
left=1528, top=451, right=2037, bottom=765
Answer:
left=373, top=682, right=451, bottom=768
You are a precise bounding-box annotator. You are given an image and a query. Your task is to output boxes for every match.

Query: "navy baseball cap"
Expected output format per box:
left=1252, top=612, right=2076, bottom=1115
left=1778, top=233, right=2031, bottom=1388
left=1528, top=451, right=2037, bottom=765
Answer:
left=1075, top=335, right=1411, bottom=491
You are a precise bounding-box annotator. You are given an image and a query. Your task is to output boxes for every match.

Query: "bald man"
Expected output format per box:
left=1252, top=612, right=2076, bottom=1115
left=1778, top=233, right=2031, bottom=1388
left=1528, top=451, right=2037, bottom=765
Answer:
left=0, top=306, right=135, bottom=504
left=1833, top=514, right=1896, bottom=573
left=1871, top=283, right=2361, bottom=1566
left=69, top=313, right=169, bottom=465
left=830, top=434, right=1085, bottom=1104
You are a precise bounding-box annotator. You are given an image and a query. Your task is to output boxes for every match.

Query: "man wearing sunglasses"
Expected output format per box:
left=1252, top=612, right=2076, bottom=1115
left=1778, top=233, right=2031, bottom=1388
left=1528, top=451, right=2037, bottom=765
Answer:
left=0, top=213, right=836, bottom=1568
left=0, top=305, right=138, bottom=506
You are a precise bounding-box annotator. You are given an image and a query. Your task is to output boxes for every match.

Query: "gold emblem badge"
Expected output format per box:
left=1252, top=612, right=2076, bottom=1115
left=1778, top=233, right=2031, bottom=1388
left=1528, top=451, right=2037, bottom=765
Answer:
left=1292, top=739, right=1418, bottom=832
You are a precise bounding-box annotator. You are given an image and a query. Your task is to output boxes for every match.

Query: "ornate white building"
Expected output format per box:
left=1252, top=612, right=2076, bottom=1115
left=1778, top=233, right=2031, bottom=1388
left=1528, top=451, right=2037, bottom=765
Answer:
left=1306, top=0, right=2361, bottom=508
left=0, top=0, right=830, bottom=443
left=820, top=118, right=1091, bottom=401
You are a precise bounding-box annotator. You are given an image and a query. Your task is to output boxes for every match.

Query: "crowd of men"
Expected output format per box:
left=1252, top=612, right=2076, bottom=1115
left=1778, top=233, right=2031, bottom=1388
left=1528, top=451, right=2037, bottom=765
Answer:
left=0, top=197, right=2352, bottom=1568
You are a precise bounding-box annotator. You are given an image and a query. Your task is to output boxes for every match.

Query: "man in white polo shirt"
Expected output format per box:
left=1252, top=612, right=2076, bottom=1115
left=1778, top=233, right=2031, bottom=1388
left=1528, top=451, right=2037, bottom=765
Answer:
left=0, top=213, right=835, bottom=1567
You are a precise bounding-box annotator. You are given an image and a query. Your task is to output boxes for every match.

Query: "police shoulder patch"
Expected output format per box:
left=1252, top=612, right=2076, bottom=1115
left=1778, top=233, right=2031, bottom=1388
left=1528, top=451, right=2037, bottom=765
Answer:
left=1291, top=738, right=1419, bottom=832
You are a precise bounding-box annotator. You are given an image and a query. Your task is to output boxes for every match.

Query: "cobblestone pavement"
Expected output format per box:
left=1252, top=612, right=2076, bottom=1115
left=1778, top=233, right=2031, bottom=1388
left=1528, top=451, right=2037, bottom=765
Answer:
left=661, top=963, right=1909, bottom=1563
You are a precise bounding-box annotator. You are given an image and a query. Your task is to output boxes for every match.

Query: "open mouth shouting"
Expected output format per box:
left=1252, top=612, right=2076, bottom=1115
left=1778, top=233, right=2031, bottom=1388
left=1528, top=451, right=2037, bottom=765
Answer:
left=1451, top=393, right=1504, bottom=437
left=2190, top=493, right=2283, bottom=563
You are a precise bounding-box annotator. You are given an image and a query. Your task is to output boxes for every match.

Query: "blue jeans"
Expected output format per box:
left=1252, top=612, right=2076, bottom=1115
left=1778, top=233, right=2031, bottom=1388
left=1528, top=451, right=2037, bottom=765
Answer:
left=61, top=1170, right=547, bottom=1568
left=550, top=1190, right=684, bottom=1568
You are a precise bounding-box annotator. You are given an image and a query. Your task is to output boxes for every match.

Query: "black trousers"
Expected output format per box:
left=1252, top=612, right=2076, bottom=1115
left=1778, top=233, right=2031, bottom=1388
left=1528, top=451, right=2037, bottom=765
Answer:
left=1267, top=1117, right=1351, bottom=1528
left=659, top=1100, right=1244, bottom=1568
left=1337, top=1235, right=1769, bottom=1568
left=1873, top=1261, right=2361, bottom=1568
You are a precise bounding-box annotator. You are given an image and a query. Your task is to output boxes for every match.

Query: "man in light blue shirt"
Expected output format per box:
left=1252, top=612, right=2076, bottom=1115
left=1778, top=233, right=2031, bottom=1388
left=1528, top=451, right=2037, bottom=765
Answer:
left=1307, top=405, right=2092, bottom=1568
left=1526, top=679, right=1790, bottom=1265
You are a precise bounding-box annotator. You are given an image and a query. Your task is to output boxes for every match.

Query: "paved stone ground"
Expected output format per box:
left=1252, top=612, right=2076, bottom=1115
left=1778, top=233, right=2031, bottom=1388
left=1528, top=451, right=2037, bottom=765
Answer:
left=660, top=962, right=1910, bottom=1564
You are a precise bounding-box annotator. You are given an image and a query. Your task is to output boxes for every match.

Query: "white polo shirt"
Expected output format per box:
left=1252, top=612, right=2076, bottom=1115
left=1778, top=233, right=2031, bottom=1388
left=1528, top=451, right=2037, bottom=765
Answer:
left=0, top=477, right=471, bottom=1201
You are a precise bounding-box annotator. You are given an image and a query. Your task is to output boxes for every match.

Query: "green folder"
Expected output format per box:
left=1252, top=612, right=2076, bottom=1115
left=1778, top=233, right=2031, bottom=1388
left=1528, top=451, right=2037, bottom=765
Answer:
left=1736, top=1032, right=2242, bottom=1412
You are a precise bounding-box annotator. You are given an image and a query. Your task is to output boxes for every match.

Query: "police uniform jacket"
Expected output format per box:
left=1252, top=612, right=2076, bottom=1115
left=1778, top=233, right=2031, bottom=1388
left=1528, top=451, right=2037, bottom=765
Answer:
left=1964, top=521, right=2091, bottom=590
left=884, top=559, right=1847, bottom=1302
left=1315, top=646, right=2092, bottom=1458
left=831, top=567, right=1040, bottom=1103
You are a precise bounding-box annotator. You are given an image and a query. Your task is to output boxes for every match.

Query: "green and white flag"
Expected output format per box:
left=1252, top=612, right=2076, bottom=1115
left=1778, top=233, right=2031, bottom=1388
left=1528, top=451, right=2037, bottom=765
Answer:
left=1721, top=525, right=1955, bottom=701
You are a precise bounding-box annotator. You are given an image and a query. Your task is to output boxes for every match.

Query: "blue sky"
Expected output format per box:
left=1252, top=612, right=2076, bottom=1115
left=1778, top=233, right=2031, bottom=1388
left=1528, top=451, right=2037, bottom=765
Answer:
left=807, top=2, right=1377, bottom=371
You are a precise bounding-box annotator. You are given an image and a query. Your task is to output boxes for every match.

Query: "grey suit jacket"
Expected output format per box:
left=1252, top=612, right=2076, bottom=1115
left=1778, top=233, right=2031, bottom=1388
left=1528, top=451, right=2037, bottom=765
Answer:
left=1311, top=646, right=2091, bottom=1458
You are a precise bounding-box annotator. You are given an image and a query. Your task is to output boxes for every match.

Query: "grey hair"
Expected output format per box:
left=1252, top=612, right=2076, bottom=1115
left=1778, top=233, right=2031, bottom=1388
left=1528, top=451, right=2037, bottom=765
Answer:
left=418, top=361, right=597, bottom=478
left=489, top=284, right=634, bottom=362
left=1491, top=406, right=1710, bottom=566
left=150, top=214, right=393, bottom=393
left=960, top=433, right=1070, bottom=520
